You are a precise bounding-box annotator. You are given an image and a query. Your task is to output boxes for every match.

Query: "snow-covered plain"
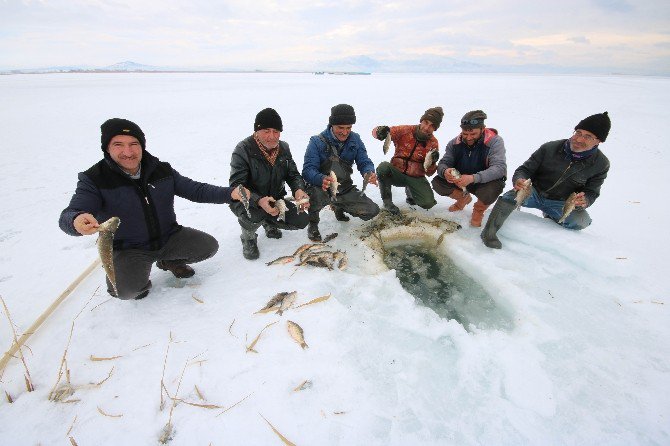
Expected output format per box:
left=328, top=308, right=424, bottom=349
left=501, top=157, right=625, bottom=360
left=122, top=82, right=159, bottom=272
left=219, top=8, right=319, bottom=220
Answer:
left=0, top=72, right=668, bottom=445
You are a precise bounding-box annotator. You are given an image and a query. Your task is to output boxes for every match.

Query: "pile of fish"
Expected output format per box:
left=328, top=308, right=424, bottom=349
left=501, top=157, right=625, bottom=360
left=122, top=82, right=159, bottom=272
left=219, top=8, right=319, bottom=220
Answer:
left=266, top=240, right=348, bottom=271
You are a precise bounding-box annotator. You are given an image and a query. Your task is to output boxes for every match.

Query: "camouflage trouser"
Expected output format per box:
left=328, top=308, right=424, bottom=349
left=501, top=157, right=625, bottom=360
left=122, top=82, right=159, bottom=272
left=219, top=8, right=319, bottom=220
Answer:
left=376, top=161, right=436, bottom=209
left=230, top=200, right=309, bottom=237
left=432, top=175, right=505, bottom=206
left=109, top=227, right=219, bottom=300
left=306, top=185, right=380, bottom=223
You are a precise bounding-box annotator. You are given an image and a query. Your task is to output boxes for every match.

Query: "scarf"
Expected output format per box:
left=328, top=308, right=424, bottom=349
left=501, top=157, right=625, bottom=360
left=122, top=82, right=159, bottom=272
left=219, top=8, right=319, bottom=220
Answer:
left=254, top=133, right=279, bottom=166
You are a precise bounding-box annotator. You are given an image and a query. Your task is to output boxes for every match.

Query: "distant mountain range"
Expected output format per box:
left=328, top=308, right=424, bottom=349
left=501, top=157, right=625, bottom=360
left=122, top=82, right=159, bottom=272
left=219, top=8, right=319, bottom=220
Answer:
left=0, top=58, right=651, bottom=76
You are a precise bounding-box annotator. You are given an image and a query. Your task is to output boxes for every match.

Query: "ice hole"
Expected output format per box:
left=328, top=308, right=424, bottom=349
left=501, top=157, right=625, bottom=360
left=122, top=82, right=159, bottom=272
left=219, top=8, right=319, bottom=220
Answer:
left=382, top=240, right=513, bottom=331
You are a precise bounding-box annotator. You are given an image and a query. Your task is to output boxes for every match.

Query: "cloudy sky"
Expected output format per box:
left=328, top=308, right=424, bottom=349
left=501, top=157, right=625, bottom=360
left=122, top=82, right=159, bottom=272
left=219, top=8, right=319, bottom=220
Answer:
left=1, top=0, right=669, bottom=74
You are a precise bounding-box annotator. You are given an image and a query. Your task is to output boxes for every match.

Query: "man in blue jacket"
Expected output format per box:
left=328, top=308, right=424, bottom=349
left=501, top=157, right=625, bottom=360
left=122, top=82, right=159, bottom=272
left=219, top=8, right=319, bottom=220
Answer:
left=302, top=104, right=380, bottom=241
left=59, top=118, right=246, bottom=300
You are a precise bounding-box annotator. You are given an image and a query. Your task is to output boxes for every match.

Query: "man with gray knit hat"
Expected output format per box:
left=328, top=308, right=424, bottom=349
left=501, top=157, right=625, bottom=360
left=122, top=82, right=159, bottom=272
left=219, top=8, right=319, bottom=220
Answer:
left=59, top=118, right=248, bottom=300
left=229, top=108, right=310, bottom=259
left=372, top=107, right=443, bottom=214
left=481, top=111, right=611, bottom=249
left=302, top=104, right=379, bottom=241
left=432, top=110, right=507, bottom=227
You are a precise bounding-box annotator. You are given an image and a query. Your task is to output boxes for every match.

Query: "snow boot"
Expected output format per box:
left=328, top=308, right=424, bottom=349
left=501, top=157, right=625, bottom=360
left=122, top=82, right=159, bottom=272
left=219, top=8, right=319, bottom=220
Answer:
left=405, top=187, right=416, bottom=205
left=470, top=200, right=489, bottom=227
left=157, top=260, right=195, bottom=278
left=307, top=221, right=322, bottom=242
left=263, top=221, right=282, bottom=239
left=448, top=189, right=472, bottom=212
left=379, top=177, right=400, bottom=214
left=480, top=198, right=515, bottom=249
left=333, top=206, right=350, bottom=222
left=240, top=230, right=260, bottom=260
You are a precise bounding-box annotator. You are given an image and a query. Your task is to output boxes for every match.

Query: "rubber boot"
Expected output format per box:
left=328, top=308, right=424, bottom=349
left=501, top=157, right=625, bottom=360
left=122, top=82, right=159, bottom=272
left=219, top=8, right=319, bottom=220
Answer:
left=470, top=200, right=489, bottom=227
left=157, top=260, right=195, bottom=278
left=448, top=189, right=472, bottom=212
left=379, top=177, right=400, bottom=214
left=262, top=221, right=282, bottom=239
left=240, top=229, right=259, bottom=260
left=405, top=187, right=416, bottom=205
left=333, top=206, right=350, bottom=222
left=480, top=198, right=515, bottom=249
left=307, top=221, right=322, bottom=241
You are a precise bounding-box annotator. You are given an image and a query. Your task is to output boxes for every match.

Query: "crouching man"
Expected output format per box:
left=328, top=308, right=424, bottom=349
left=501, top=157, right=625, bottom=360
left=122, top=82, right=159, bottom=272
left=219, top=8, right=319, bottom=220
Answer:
left=59, top=118, right=246, bottom=300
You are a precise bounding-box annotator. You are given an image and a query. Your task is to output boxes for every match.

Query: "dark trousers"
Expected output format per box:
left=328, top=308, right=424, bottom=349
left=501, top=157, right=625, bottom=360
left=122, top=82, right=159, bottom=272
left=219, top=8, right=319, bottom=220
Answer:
left=432, top=175, right=505, bottom=206
left=109, top=227, right=219, bottom=300
left=230, top=200, right=309, bottom=236
left=307, top=185, right=380, bottom=223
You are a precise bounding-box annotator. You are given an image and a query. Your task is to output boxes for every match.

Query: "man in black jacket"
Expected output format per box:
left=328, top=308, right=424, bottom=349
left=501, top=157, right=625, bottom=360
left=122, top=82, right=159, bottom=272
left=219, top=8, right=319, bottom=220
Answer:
left=229, top=108, right=310, bottom=260
left=481, top=112, right=611, bottom=249
left=59, top=118, right=247, bottom=300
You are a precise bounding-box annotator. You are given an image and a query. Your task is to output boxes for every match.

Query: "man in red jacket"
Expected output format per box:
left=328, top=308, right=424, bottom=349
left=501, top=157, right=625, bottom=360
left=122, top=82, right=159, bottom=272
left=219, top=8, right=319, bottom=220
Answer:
left=372, top=107, right=443, bottom=214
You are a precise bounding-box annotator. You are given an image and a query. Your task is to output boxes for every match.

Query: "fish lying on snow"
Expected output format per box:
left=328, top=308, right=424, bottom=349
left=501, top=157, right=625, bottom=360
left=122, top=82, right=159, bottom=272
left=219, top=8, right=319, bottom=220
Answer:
left=97, top=216, right=121, bottom=296
left=515, top=179, right=532, bottom=209
left=321, top=233, right=338, bottom=244
left=558, top=192, right=578, bottom=224
left=287, top=320, right=308, bottom=349
left=266, top=255, right=295, bottom=266
left=258, top=291, right=297, bottom=313
left=277, top=291, right=297, bottom=315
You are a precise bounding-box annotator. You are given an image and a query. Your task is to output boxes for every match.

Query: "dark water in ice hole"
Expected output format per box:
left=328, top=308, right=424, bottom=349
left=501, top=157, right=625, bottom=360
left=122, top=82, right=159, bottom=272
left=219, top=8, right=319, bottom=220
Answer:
left=383, top=243, right=513, bottom=331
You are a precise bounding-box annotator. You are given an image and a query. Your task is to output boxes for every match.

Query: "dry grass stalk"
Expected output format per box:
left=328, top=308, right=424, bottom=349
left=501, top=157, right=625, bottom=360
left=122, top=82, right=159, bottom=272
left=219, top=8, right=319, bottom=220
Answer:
left=5, top=390, right=13, bottom=403
left=0, top=294, right=34, bottom=391
left=89, top=297, right=112, bottom=312
left=652, top=301, right=664, bottom=305
left=66, top=415, right=77, bottom=436
left=295, top=293, right=331, bottom=309
left=89, top=355, right=122, bottom=361
left=215, top=392, right=254, bottom=417
left=69, top=436, right=79, bottom=446
left=97, top=406, right=123, bottom=418
left=254, top=306, right=279, bottom=314
left=159, top=336, right=172, bottom=411
left=158, top=422, right=173, bottom=444
left=172, top=398, right=222, bottom=409
left=191, top=294, right=204, bottom=304
left=132, top=342, right=154, bottom=352
left=246, top=321, right=278, bottom=353
left=292, top=380, right=312, bottom=392
left=228, top=319, right=238, bottom=339
left=160, top=357, right=189, bottom=444
left=259, top=413, right=297, bottom=446
left=48, top=293, right=95, bottom=400
left=194, top=385, right=205, bottom=401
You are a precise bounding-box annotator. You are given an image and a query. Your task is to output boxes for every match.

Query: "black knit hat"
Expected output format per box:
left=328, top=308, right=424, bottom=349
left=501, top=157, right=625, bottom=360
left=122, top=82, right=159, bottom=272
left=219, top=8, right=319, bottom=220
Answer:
left=101, top=118, right=146, bottom=152
left=575, top=111, right=611, bottom=142
left=420, top=106, right=444, bottom=130
left=329, top=104, right=356, bottom=126
left=460, top=110, right=487, bottom=129
left=254, top=108, right=283, bottom=132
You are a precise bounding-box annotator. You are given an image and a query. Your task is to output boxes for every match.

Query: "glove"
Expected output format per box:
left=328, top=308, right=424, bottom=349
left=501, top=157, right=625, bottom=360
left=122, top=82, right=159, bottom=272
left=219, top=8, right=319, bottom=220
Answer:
left=375, top=126, right=390, bottom=140
left=430, top=151, right=439, bottom=163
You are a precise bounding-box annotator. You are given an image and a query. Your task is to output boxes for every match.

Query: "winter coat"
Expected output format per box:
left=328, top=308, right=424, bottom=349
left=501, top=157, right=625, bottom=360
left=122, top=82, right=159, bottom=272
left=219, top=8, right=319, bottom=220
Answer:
left=513, top=139, right=610, bottom=207
left=302, top=126, right=375, bottom=187
left=388, top=125, right=439, bottom=178
left=59, top=151, right=233, bottom=250
left=229, top=135, right=305, bottom=203
left=437, top=128, right=507, bottom=184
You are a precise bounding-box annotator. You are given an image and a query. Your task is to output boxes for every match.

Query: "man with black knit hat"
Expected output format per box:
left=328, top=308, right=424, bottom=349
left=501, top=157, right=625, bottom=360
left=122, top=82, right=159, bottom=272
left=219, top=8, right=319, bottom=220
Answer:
left=481, top=111, right=611, bottom=249
left=432, top=110, right=507, bottom=227
left=229, top=108, right=310, bottom=259
left=302, top=104, right=379, bottom=241
left=59, top=118, right=247, bottom=300
left=372, top=107, right=443, bottom=214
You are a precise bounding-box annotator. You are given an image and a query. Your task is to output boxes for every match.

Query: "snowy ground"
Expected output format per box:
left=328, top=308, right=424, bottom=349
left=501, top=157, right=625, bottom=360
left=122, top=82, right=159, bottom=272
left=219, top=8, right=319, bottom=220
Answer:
left=0, top=72, right=668, bottom=445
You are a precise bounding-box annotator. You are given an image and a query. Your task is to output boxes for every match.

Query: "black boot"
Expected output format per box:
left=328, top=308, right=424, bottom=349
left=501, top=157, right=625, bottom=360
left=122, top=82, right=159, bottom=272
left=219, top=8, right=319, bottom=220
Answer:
left=240, top=230, right=260, bottom=260
left=480, top=198, right=515, bottom=249
left=333, top=206, right=350, bottom=222
left=307, top=221, right=322, bottom=242
left=405, top=187, right=416, bottom=205
left=262, top=221, right=282, bottom=239
left=157, top=260, right=195, bottom=278
left=379, top=177, right=400, bottom=214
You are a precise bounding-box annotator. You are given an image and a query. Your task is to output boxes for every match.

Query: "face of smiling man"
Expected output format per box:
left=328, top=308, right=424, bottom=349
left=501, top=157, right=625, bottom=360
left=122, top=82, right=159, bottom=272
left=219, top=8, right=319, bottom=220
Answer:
left=107, top=134, right=143, bottom=174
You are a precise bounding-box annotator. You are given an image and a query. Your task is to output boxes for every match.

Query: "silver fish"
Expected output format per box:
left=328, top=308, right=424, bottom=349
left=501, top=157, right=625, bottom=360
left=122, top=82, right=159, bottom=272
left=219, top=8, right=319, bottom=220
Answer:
left=382, top=133, right=391, bottom=155
left=259, top=291, right=296, bottom=312
left=515, top=179, right=532, bottom=209
left=299, top=246, right=331, bottom=262
left=97, top=216, right=121, bottom=296
left=287, top=320, right=308, bottom=349
left=329, top=171, right=340, bottom=201
left=298, top=251, right=335, bottom=269
left=321, top=233, right=338, bottom=244
left=237, top=184, right=251, bottom=218
left=285, top=195, right=310, bottom=214
left=423, top=149, right=437, bottom=171
left=271, top=198, right=288, bottom=221
left=266, top=255, right=295, bottom=266
left=277, top=291, right=298, bottom=315
left=333, top=250, right=348, bottom=270
left=293, top=243, right=325, bottom=257
left=448, top=168, right=467, bottom=192
left=558, top=192, right=578, bottom=224
left=360, top=171, right=373, bottom=196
